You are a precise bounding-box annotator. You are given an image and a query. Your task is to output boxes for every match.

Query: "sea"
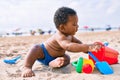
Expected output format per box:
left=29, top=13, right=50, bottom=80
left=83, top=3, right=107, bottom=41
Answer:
left=0, top=27, right=119, bottom=37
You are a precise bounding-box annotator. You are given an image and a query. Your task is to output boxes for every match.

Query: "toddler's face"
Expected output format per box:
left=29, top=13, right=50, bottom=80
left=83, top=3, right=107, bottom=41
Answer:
left=64, top=15, right=79, bottom=35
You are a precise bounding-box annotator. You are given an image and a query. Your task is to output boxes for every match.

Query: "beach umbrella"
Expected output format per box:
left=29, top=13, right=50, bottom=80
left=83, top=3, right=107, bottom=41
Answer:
left=83, top=26, right=89, bottom=29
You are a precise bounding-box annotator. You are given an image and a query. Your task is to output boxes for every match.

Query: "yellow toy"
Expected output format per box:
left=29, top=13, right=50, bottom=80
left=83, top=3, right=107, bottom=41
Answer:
left=72, top=57, right=94, bottom=73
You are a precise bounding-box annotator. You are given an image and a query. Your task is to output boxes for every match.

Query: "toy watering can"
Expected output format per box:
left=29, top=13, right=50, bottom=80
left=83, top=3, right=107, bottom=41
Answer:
left=72, top=57, right=94, bottom=74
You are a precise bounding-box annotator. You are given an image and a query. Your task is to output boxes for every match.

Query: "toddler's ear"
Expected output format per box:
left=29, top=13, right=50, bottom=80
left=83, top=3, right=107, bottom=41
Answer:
left=58, top=24, right=65, bottom=32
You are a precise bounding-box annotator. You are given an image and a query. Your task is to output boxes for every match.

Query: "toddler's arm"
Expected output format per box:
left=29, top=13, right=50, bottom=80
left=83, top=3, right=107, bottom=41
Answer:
left=57, top=39, right=101, bottom=53
left=72, top=36, right=82, bottom=44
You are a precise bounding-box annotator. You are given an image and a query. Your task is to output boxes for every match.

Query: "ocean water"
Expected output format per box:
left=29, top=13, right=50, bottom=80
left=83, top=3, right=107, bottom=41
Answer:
left=0, top=28, right=119, bottom=37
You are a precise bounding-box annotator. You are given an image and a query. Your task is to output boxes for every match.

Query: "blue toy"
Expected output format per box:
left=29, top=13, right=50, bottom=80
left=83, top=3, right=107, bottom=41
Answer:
left=104, top=41, right=109, bottom=46
left=3, top=55, right=21, bottom=64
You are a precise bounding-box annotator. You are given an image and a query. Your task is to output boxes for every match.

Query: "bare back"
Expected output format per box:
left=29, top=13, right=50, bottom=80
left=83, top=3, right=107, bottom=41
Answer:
left=44, top=31, right=73, bottom=57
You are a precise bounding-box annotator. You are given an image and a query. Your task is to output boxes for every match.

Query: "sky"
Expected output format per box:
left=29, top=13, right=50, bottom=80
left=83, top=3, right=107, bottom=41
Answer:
left=0, top=0, right=120, bottom=33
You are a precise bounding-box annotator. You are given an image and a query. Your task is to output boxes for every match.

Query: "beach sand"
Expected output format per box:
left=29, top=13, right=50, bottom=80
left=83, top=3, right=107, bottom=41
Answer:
left=0, top=30, right=120, bottom=80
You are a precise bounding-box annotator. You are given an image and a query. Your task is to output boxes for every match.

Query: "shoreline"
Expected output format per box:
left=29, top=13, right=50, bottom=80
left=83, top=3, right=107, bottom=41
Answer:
left=0, top=29, right=119, bottom=38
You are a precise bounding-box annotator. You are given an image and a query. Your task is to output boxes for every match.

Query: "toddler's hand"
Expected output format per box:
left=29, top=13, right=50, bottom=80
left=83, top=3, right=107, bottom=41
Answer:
left=88, top=43, right=102, bottom=52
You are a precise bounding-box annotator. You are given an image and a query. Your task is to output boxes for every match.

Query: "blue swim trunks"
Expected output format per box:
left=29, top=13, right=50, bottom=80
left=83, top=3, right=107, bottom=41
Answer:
left=37, top=43, right=56, bottom=65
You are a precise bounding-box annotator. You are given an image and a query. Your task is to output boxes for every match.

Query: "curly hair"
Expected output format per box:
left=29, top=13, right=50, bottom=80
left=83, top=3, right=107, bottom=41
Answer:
left=54, top=7, right=76, bottom=28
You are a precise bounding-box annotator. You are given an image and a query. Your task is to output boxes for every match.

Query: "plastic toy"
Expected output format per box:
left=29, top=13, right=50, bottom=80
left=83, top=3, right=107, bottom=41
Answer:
left=89, top=42, right=119, bottom=65
left=3, top=55, right=21, bottom=64
left=72, top=57, right=94, bottom=74
left=88, top=52, right=113, bottom=75
left=104, top=41, right=109, bottom=46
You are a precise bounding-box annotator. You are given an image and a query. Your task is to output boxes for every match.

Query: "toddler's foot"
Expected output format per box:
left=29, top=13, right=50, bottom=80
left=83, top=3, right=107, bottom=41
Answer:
left=21, top=67, right=35, bottom=77
left=49, top=57, right=65, bottom=68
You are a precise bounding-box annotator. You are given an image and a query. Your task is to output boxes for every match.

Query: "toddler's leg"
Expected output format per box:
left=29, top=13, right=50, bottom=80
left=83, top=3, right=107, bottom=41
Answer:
left=49, top=54, right=70, bottom=68
left=63, top=54, right=70, bottom=66
left=21, top=44, right=44, bottom=77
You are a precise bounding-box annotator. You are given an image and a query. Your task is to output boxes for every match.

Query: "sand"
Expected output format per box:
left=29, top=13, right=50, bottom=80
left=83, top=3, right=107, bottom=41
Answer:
left=0, top=30, right=120, bottom=80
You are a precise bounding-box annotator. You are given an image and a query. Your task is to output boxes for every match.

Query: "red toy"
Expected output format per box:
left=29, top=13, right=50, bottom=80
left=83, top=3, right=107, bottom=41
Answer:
left=82, top=64, right=93, bottom=73
left=89, top=42, right=119, bottom=65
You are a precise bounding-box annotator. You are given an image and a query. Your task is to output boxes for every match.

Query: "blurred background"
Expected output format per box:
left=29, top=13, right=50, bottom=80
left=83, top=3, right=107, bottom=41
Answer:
left=0, top=0, right=120, bottom=37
